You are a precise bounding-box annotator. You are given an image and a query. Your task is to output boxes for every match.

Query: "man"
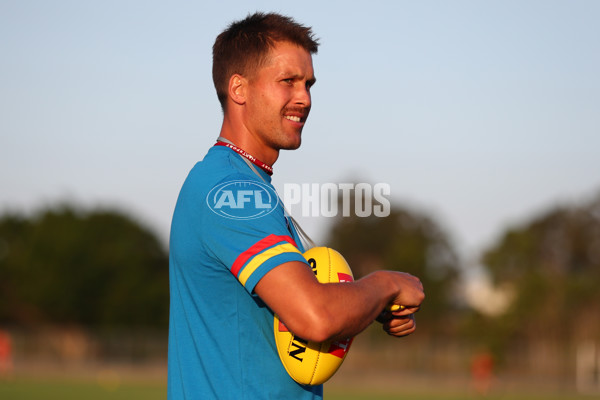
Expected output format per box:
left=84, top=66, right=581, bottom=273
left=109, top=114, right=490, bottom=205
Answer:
left=168, top=12, right=425, bottom=399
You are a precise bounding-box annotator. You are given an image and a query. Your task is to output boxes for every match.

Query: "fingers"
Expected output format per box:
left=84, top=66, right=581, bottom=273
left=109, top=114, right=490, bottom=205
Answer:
left=386, top=304, right=404, bottom=312
left=382, top=315, right=416, bottom=337
left=390, top=272, right=425, bottom=311
left=389, top=305, right=420, bottom=316
left=378, top=271, right=423, bottom=338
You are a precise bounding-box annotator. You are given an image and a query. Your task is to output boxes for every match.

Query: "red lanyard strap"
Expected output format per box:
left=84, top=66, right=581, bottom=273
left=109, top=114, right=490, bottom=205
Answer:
left=214, top=141, right=274, bottom=176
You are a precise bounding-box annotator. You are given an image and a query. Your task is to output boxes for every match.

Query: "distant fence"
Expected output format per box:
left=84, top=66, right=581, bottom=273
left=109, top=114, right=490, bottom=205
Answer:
left=337, top=330, right=600, bottom=394
left=1, top=325, right=599, bottom=394
left=2, top=326, right=167, bottom=376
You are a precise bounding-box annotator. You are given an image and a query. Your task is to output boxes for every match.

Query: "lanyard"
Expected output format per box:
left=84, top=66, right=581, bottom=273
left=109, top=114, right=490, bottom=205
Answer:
left=214, top=141, right=273, bottom=176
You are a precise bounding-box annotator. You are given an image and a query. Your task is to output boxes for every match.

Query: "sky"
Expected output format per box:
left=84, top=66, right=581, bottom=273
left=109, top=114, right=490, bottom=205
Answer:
left=1, top=0, right=599, bottom=262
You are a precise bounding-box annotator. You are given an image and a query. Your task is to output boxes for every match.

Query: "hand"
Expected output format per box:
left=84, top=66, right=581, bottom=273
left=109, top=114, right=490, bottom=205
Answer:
left=379, top=313, right=416, bottom=337
left=376, top=271, right=423, bottom=338
left=388, top=272, right=425, bottom=312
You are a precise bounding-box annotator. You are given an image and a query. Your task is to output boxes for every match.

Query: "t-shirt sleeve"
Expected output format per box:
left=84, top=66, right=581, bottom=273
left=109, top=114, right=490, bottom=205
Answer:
left=201, top=173, right=308, bottom=293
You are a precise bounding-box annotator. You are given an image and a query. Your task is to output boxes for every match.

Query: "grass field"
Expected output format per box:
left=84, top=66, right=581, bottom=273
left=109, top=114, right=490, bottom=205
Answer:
left=0, top=377, right=166, bottom=400
left=2, top=377, right=600, bottom=400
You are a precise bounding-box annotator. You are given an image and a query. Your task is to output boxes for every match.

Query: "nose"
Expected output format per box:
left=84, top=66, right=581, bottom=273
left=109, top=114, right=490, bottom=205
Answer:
left=294, top=84, right=311, bottom=109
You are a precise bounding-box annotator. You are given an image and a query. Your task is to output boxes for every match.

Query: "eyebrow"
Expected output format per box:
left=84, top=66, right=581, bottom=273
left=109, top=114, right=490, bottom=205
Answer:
left=284, top=73, right=316, bottom=87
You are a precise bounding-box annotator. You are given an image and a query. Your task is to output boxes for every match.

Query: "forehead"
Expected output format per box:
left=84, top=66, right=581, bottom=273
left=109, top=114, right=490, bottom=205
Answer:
left=259, top=41, right=314, bottom=77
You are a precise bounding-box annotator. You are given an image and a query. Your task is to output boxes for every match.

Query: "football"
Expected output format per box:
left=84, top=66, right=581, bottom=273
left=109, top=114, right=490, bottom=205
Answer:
left=273, top=247, right=354, bottom=385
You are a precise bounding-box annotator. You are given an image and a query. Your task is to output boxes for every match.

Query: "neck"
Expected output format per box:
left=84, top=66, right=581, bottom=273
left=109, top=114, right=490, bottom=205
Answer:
left=219, top=117, right=280, bottom=166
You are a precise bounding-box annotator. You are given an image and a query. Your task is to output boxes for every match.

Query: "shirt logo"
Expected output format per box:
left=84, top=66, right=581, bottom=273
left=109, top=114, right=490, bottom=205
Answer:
left=207, top=180, right=279, bottom=220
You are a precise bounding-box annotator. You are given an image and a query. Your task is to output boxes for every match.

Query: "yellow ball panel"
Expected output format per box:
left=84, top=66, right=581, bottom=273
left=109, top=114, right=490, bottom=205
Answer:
left=274, top=247, right=354, bottom=385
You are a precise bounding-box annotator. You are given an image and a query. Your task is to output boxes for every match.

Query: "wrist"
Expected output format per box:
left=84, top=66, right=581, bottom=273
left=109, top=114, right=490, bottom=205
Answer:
left=361, top=270, right=398, bottom=308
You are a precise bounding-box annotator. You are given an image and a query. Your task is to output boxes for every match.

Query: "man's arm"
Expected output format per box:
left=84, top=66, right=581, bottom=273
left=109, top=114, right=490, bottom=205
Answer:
left=254, top=261, right=424, bottom=342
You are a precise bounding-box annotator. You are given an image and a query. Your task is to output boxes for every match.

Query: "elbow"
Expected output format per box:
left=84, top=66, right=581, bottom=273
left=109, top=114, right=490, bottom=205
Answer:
left=283, top=307, right=340, bottom=343
left=308, top=324, right=339, bottom=343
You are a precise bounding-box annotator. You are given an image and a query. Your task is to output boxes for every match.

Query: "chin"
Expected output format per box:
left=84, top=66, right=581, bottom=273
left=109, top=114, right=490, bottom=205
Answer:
left=285, top=139, right=302, bottom=149
left=280, top=140, right=301, bottom=151
left=274, top=133, right=302, bottom=151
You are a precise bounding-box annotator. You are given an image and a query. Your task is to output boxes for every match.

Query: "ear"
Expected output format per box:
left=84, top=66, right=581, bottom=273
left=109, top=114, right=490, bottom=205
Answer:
left=228, top=74, right=247, bottom=105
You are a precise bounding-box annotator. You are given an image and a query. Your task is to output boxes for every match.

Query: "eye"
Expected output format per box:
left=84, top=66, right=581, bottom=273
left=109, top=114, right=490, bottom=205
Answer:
left=282, top=78, right=293, bottom=85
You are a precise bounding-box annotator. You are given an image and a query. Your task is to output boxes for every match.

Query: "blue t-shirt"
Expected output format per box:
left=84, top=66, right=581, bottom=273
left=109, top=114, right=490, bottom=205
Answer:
left=168, top=145, right=323, bottom=400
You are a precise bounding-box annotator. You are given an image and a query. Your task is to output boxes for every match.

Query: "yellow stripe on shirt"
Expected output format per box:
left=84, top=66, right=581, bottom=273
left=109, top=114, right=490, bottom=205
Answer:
left=238, top=243, right=301, bottom=287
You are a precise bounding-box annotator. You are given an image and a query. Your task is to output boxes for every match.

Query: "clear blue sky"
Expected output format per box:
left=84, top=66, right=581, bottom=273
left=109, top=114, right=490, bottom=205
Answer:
left=1, top=0, right=599, bottom=260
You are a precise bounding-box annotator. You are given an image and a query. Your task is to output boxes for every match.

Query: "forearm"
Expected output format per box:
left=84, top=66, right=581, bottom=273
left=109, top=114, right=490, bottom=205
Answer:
left=256, top=261, right=424, bottom=343
left=309, top=271, right=398, bottom=341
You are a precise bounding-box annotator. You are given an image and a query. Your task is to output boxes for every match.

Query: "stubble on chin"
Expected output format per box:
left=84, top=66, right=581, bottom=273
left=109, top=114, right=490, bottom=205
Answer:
left=265, top=128, right=303, bottom=151
left=277, top=134, right=302, bottom=151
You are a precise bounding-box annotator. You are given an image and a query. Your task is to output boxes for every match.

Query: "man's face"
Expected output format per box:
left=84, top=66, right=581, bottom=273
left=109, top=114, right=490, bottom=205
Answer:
left=243, top=41, right=316, bottom=152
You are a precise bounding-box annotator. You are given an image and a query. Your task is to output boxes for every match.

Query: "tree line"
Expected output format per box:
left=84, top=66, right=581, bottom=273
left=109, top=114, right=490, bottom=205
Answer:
left=1, top=190, right=599, bottom=351
left=326, top=187, right=600, bottom=356
left=0, top=204, right=168, bottom=328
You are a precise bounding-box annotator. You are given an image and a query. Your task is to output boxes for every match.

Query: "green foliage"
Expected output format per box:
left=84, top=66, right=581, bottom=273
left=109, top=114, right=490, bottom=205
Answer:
left=0, top=204, right=169, bottom=328
left=326, top=197, right=462, bottom=335
left=479, top=193, right=600, bottom=343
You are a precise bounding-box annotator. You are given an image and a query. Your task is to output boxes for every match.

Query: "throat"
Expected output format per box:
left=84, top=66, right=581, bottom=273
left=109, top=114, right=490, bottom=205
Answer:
left=214, top=140, right=274, bottom=176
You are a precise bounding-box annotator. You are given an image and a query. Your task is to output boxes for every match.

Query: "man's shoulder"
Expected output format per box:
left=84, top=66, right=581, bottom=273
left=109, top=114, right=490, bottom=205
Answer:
left=179, top=148, right=252, bottom=196
left=190, top=146, right=259, bottom=183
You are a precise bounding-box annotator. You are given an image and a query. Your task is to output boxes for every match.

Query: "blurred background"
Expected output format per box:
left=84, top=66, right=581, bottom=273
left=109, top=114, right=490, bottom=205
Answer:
left=1, top=0, right=599, bottom=398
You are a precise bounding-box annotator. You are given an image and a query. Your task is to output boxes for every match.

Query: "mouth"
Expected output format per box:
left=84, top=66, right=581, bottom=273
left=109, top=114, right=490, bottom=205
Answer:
left=283, top=109, right=309, bottom=124
left=284, top=115, right=303, bottom=123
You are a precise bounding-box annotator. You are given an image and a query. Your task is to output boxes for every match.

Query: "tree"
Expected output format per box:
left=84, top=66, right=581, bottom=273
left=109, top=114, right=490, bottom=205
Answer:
left=479, top=193, right=600, bottom=344
left=0, top=204, right=169, bottom=328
